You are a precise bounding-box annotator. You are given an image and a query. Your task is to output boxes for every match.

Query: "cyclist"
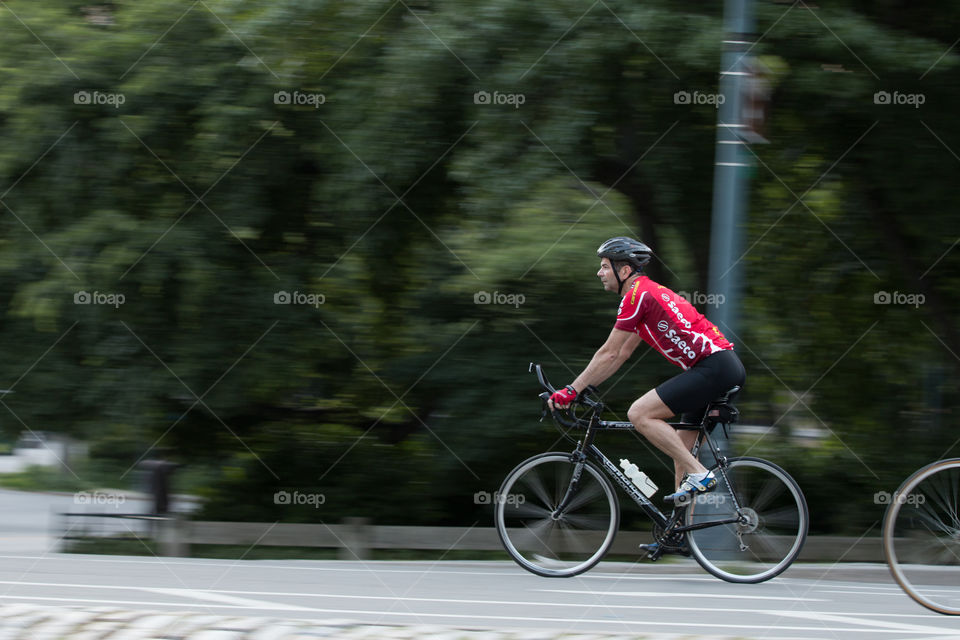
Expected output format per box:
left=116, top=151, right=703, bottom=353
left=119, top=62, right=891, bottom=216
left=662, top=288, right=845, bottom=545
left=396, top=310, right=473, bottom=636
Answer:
left=548, top=237, right=745, bottom=510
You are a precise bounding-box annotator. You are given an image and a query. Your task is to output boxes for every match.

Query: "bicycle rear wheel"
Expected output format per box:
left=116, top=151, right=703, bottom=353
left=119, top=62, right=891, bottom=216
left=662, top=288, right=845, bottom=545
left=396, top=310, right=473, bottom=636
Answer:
left=495, top=452, right=619, bottom=577
left=883, top=458, right=960, bottom=615
left=685, top=457, right=808, bottom=583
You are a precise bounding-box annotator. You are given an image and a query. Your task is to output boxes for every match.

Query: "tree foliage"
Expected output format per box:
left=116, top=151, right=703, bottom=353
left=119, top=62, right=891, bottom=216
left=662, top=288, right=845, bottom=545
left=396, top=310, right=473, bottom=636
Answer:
left=0, top=0, right=957, bottom=532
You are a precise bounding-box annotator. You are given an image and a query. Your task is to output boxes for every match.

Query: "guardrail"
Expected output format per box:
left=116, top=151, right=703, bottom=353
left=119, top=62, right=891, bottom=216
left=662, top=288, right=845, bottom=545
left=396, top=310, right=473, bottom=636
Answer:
left=58, top=513, right=888, bottom=561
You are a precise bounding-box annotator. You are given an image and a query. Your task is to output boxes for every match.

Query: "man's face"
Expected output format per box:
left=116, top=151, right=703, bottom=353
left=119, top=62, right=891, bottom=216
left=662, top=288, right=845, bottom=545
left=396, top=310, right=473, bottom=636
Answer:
left=597, top=258, right=621, bottom=293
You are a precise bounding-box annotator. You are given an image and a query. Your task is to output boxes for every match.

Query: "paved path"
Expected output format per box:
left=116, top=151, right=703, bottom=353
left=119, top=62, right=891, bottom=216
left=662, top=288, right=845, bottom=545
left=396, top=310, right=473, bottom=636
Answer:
left=0, top=555, right=957, bottom=639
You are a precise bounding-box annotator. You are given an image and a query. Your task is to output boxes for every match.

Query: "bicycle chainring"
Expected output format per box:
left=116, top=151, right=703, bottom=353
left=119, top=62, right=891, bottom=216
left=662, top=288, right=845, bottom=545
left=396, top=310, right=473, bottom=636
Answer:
left=652, top=524, right=686, bottom=551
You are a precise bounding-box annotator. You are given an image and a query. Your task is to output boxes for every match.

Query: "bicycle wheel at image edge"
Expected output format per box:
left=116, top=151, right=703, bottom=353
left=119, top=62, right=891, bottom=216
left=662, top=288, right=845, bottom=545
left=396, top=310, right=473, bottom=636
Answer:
left=883, top=458, right=960, bottom=615
left=495, top=452, right=619, bottom=577
left=685, top=457, right=808, bottom=583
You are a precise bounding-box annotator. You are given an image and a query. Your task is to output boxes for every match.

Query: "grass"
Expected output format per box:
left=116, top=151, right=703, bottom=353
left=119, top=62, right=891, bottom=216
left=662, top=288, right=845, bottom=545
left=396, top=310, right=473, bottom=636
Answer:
left=0, top=464, right=98, bottom=493
left=0, top=459, right=216, bottom=497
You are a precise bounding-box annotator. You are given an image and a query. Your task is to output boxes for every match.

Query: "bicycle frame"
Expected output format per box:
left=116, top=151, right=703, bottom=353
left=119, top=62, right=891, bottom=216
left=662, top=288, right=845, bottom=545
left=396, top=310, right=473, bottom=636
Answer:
left=531, top=362, right=745, bottom=538
left=552, top=407, right=745, bottom=538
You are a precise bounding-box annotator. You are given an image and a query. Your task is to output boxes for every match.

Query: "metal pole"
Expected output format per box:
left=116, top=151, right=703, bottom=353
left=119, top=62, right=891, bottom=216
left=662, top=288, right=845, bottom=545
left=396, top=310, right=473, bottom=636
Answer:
left=703, top=0, right=755, bottom=488
left=708, top=0, right=755, bottom=339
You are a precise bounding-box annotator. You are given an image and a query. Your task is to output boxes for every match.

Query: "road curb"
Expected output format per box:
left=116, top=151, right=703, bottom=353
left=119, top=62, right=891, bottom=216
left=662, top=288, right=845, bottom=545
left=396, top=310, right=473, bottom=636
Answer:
left=0, top=604, right=742, bottom=639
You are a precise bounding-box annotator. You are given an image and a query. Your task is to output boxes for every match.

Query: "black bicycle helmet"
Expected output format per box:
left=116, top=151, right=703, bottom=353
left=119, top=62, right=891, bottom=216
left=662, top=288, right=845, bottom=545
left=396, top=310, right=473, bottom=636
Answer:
left=597, top=236, right=652, bottom=294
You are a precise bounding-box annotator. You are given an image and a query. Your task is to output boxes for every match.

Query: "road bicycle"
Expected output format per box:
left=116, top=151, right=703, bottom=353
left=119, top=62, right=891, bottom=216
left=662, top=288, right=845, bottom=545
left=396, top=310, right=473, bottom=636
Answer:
left=493, top=363, right=808, bottom=582
left=882, top=458, right=960, bottom=615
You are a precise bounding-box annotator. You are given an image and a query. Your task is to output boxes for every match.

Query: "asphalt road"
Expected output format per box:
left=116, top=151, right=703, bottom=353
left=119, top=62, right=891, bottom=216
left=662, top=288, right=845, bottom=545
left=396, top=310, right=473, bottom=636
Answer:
left=1, top=488, right=958, bottom=638
left=0, top=554, right=957, bottom=639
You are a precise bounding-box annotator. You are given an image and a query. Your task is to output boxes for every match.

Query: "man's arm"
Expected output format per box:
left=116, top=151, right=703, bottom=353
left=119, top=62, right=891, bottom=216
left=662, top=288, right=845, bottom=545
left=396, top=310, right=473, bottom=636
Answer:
left=570, top=328, right=642, bottom=391
left=549, top=328, right=642, bottom=408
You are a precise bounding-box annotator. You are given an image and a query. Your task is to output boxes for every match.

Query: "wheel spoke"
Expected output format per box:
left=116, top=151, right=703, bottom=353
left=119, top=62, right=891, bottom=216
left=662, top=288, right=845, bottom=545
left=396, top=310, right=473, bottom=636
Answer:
left=522, top=467, right=555, bottom=509
left=563, top=481, right=604, bottom=513
left=756, top=504, right=802, bottom=529
left=505, top=502, right=553, bottom=520
left=519, top=517, right=556, bottom=555
left=751, top=475, right=785, bottom=513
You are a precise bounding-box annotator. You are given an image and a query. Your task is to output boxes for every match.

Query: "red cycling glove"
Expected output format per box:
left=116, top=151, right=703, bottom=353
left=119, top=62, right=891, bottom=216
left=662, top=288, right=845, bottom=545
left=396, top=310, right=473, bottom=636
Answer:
left=550, top=385, right=578, bottom=408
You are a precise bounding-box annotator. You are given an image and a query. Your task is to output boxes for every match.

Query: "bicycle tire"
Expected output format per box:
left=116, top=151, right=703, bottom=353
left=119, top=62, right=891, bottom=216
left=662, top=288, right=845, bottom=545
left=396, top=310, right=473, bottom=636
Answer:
left=685, top=456, right=808, bottom=583
left=495, top=452, right=619, bottom=577
left=883, top=458, right=960, bottom=615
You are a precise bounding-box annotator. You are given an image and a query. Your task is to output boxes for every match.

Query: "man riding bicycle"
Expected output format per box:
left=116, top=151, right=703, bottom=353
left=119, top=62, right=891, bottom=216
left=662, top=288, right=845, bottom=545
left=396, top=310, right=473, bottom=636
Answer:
left=547, top=237, right=746, bottom=510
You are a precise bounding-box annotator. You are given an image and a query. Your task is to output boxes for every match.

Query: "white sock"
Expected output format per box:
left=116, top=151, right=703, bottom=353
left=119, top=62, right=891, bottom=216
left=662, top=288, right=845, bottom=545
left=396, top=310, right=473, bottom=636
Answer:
left=688, top=471, right=711, bottom=483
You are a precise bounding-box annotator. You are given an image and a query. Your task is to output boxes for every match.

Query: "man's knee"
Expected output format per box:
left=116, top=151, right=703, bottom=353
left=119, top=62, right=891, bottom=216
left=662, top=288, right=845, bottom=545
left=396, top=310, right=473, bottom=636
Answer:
left=629, top=391, right=671, bottom=428
left=628, top=403, right=652, bottom=431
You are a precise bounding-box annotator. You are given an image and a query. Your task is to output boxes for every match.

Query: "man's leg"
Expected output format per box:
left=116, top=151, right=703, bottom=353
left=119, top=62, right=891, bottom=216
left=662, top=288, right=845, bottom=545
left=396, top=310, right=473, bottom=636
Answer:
left=675, top=429, right=699, bottom=489
left=627, top=389, right=709, bottom=480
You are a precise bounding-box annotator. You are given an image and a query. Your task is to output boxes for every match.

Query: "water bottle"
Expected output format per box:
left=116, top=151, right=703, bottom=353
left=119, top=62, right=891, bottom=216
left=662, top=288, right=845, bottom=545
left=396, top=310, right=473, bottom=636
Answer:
left=620, top=458, right=658, bottom=498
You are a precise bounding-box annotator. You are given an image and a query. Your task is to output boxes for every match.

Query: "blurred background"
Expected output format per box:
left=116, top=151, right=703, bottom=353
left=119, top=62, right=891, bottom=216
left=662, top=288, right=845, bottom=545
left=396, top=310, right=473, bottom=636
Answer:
left=0, top=0, right=957, bottom=551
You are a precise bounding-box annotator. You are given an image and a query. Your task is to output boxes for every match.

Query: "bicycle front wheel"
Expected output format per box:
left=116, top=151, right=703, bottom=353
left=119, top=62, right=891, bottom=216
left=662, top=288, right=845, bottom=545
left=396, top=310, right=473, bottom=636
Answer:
left=495, top=452, right=619, bottom=577
left=883, top=458, right=960, bottom=615
left=685, top=457, right=808, bottom=583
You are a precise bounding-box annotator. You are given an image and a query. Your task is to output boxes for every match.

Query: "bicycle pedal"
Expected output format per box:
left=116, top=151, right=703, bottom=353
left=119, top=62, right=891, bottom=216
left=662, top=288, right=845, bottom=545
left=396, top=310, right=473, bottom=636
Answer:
left=639, top=542, right=665, bottom=561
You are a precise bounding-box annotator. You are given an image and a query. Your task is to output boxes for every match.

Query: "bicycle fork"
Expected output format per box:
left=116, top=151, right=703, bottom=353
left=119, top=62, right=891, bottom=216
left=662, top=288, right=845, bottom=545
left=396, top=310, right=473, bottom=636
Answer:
left=550, top=451, right=588, bottom=520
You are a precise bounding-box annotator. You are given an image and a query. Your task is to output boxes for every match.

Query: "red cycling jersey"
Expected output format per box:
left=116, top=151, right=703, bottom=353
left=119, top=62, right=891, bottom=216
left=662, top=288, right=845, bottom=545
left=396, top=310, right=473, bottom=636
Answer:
left=614, top=277, right=733, bottom=370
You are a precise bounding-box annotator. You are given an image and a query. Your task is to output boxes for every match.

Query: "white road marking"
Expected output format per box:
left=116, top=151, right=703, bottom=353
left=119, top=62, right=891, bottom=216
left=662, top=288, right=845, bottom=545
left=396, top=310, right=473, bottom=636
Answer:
left=536, top=588, right=826, bottom=601
left=818, top=589, right=910, bottom=596
left=773, top=610, right=960, bottom=636
left=142, top=587, right=314, bottom=611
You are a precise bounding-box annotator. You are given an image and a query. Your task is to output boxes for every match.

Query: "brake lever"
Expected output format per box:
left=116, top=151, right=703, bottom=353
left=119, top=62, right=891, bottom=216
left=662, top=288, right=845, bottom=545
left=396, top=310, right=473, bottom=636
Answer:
left=538, top=391, right=550, bottom=422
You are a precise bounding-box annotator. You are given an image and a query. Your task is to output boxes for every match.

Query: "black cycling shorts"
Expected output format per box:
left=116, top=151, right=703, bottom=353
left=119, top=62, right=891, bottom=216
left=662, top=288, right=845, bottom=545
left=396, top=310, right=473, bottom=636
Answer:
left=655, top=349, right=745, bottom=424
